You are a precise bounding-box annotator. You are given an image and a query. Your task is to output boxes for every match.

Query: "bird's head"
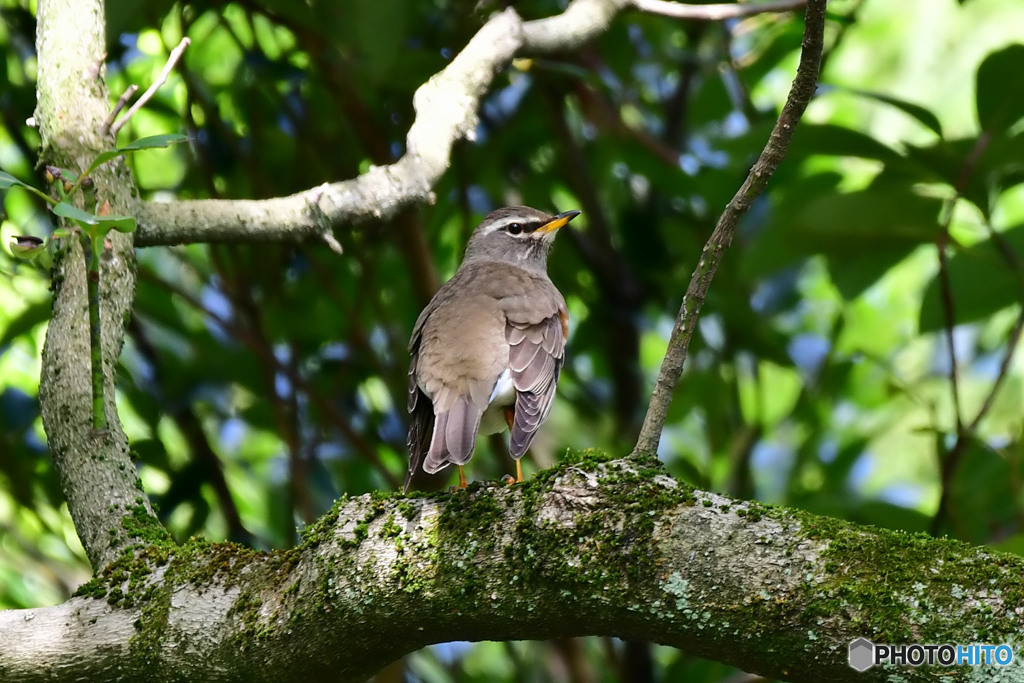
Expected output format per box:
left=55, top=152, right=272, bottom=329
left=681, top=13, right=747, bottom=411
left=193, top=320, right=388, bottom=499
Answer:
left=463, top=206, right=581, bottom=272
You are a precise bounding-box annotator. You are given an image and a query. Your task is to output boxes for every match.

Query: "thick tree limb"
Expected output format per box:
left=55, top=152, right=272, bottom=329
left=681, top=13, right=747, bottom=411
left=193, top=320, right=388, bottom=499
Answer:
left=133, top=0, right=807, bottom=248
left=35, top=0, right=161, bottom=570
left=1, top=457, right=1020, bottom=682
left=632, top=0, right=827, bottom=456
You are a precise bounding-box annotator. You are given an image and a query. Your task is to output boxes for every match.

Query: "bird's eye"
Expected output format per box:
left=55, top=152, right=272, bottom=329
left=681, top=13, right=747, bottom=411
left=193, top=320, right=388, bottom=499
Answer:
left=506, top=222, right=523, bottom=235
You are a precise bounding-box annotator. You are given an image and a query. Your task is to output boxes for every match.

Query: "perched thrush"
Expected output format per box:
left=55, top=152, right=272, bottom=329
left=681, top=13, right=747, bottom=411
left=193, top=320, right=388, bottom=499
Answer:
left=405, top=206, right=580, bottom=491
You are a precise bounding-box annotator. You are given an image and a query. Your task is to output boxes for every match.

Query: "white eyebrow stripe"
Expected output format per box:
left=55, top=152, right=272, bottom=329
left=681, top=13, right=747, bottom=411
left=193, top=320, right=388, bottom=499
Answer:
left=481, top=216, right=541, bottom=235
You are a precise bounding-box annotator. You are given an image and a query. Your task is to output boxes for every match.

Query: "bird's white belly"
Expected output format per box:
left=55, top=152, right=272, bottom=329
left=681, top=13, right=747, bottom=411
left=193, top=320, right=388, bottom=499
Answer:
left=479, top=368, right=515, bottom=435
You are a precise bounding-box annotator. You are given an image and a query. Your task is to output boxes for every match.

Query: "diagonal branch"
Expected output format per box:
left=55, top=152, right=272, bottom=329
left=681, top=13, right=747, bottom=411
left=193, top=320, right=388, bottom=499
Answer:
left=632, top=0, right=827, bottom=456
left=134, top=0, right=812, bottom=249
left=107, top=37, right=191, bottom=136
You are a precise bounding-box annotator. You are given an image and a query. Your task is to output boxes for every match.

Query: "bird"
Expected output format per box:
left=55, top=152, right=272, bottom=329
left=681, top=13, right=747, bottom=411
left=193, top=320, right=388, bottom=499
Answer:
left=405, top=206, right=580, bottom=492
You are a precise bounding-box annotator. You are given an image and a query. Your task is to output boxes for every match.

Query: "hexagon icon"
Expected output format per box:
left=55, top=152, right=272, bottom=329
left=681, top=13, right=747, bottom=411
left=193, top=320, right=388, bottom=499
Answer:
left=849, top=638, right=875, bottom=672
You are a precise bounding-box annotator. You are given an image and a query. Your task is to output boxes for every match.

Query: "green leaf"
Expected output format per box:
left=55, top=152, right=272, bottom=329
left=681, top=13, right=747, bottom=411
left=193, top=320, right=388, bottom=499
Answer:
left=944, top=438, right=1018, bottom=544
left=52, top=201, right=103, bottom=225
left=842, top=87, right=943, bottom=137
left=9, top=236, right=46, bottom=261
left=742, top=184, right=944, bottom=295
left=0, top=171, right=55, bottom=205
left=87, top=150, right=122, bottom=171
left=786, top=123, right=908, bottom=166
left=82, top=134, right=189, bottom=179
left=976, top=44, right=1024, bottom=135
left=903, top=138, right=992, bottom=215
left=98, top=216, right=137, bottom=234
left=52, top=202, right=135, bottom=230
left=918, top=223, right=1024, bottom=332
left=0, top=300, right=51, bottom=348
left=118, top=133, right=189, bottom=151
left=0, top=171, right=32, bottom=190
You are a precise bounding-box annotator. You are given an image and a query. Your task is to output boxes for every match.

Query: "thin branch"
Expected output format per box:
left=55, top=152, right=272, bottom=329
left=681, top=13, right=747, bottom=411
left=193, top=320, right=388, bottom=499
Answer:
left=631, top=0, right=826, bottom=456
left=101, top=84, right=137, bottom=136
left=82, top=236, right=107, bottom=431
left=935, top=229, right=963, bottom=430
left=631, top=0, right=806, bottom=21
left=933, top=130, right=992, bottom=433
left=109, top=37, right=191, bottom=136
left=930, top=225, right=1024, bottom=536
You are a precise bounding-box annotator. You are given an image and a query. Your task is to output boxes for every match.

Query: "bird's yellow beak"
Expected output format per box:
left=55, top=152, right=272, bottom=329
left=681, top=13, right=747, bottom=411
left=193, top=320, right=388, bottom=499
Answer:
left=537, top=210, right=582, bottom=234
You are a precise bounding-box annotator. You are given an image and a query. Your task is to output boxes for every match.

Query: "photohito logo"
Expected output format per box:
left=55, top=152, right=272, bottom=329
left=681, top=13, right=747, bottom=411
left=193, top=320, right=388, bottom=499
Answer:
left=848, top=638, right=1014, bottom=672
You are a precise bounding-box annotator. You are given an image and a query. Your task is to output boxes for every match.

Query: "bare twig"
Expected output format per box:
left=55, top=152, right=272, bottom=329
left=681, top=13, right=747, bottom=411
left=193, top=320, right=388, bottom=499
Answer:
left=101, top=84, right=137, bottom=136
left=631, top=0, right=827, bottom=456
left=110, top=37, right=191, bottom=136
left=631, top=0, right=806, bottom=21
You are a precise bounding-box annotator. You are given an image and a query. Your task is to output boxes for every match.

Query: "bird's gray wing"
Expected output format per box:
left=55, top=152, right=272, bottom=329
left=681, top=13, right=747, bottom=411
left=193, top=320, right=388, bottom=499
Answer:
left=506, top=308, right=567, bottom=458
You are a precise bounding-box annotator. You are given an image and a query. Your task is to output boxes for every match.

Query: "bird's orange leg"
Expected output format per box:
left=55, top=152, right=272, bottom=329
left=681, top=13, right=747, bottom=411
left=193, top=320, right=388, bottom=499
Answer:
left=504, top=407, right=524, bottom=483
left=457, top=465, right=468, bottom=489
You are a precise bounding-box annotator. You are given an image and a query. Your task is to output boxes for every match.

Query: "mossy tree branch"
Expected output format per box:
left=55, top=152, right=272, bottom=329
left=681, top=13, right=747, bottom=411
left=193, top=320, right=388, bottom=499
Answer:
left=0, top=455, right=1020, bottom=682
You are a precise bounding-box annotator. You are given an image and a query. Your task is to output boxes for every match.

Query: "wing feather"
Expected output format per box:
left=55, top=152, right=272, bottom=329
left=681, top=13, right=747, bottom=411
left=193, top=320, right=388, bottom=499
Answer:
left=505, top=311, right=566, bottom=459
left=405, top=339, right=433, bottom=492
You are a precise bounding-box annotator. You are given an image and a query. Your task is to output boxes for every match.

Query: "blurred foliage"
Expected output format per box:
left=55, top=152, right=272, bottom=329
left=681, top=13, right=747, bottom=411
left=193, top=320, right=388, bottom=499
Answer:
left=3, top=0, right=1024, bottom=680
